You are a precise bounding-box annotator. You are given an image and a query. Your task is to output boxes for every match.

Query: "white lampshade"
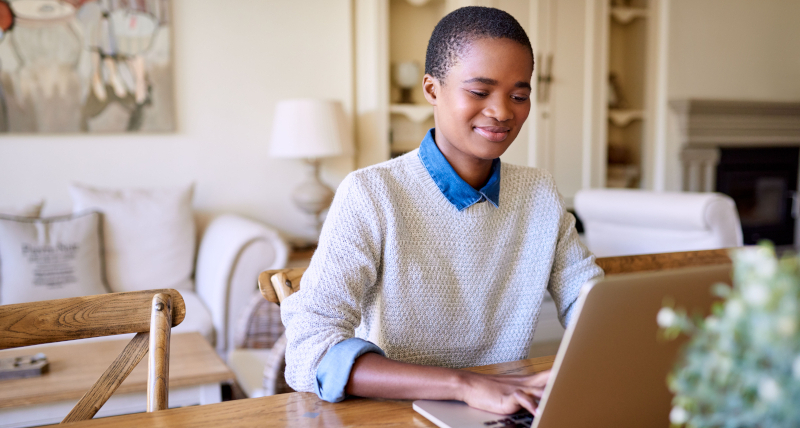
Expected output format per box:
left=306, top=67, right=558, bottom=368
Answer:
left=269, top=99, right=352, bottom=159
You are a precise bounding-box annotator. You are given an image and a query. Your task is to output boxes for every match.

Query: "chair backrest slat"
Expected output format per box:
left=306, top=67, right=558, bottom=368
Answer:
left=147, top=293, right=172, bottom=412
left=62, top=331, right=151, bottom=423
left=0, top=289, right=185, bottom=350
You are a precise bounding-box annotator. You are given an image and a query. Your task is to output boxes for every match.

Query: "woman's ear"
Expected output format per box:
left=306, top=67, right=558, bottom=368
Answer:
left=422, top=74, right=438, bottom=106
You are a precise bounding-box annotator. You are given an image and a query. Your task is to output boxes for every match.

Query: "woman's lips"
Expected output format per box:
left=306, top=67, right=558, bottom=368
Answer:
left=474, top=126, right=511, bottom=142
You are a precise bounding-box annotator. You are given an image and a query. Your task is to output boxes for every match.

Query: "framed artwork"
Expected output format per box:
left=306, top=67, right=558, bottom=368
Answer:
left=0, top=0, right=174, bottom=134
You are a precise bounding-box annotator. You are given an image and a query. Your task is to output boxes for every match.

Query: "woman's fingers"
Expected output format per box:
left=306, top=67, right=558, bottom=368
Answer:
left=521, top=383, right=546, bottom=398
left=512, top=389, right=538, bottom=415
left=526, top=374, right=549, bottom=402
left=524, top=370, right=551, bottom=387
left=461, top=371, right=551, bottom=415
left=534, top=370, right=550, bottom=382
left=488, top=369, right=551, bottom=388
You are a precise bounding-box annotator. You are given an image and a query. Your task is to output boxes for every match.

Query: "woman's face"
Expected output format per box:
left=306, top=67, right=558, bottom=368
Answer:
left=424, top=37, right=533, bottom=163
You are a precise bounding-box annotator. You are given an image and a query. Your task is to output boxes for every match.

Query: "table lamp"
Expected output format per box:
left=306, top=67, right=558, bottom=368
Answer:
left=269, top=99, right=351, bottom=234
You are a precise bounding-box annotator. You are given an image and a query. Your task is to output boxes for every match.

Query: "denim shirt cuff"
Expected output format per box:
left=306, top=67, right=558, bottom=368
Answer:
left=315, top=337, right=385, bottom=402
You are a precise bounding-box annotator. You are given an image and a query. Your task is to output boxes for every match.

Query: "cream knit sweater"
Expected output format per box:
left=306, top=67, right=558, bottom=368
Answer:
left=281, top=150, right=603, bottom=393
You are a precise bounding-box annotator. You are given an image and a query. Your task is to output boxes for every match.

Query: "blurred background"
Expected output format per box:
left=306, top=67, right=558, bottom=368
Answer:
left=0, top=0, right=798, bottom=244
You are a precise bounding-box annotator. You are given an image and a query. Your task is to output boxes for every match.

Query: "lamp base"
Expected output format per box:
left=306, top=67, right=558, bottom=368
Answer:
left=292, top=159, right=334, bottom=234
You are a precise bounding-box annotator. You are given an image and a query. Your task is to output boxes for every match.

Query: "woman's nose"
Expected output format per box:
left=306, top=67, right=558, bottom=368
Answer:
left=483, top=98, right=514, bottom=122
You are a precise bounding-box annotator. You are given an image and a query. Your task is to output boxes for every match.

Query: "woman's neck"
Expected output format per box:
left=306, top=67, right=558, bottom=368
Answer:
left=434, top=129, right=494, bottom=189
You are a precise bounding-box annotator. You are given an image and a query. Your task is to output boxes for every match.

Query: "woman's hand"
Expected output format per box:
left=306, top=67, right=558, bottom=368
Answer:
left=457, top=370, right=551, bottom=416
left=346, top=353, right=550, bottom=416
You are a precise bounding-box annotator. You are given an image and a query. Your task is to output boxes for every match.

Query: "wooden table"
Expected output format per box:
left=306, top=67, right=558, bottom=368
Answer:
left=0, top=332, right=234, bottom=428
left=51, top=355, right=554, bottom=427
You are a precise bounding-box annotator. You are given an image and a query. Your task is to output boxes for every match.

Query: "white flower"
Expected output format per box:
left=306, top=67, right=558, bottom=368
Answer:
left=758, top=377, right=781, bottom=402
left=755, top=257, right=777, bottom=278
left=725, top=300, right=744, bottom=320
left=736, top=247, right=762, bottom=264
left=743, top=283, right=770, bottom=307
left=793, top=355, right=800, bottom=380
left=705, top=316, right=719, bottom=330
left=669, top=406, right=690, bottom=424
left=657, top=307, right=677, bottom=328
left=736, top=246, right=773, bottom=267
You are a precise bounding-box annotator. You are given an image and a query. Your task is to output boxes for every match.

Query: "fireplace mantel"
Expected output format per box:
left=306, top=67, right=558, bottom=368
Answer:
left=670, top=99, right=800, bottom=148
left=670, top=99, right=800, bottom=191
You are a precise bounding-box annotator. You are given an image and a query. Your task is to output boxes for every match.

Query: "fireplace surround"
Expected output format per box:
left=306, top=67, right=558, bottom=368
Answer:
left=671, top=100, right=800, bottom=245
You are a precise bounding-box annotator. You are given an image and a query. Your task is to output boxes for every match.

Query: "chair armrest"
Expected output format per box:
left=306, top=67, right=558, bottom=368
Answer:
left=195, top=215, right=289, bottom=356
left=258, top=268, right=307, bottom=304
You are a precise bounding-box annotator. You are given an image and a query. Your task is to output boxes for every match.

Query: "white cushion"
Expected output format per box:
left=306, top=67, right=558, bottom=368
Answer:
left=0, top=201, right=45, bottom=288
left=0, top=201, right=44, bottom=217
left=0, top=212, right=109, bottom=305
left=227, top=348, right=272, bottom=398
left=69, top=183, right=195, bottom=293
left=575, top=189, right=743, bottom=257
left=172, top=289, right=215, bottom=345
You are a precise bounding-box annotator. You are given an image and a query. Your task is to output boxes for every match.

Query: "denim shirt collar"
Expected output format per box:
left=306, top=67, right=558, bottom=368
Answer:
left=418, top=128, right=501, bottom=211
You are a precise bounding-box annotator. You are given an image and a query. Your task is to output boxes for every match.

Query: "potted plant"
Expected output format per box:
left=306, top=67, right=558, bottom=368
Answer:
left=659, top=243, right=800, bottom=427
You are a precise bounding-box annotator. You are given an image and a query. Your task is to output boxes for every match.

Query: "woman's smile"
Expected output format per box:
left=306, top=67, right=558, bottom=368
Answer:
left=474, top=125, right=511, bottom=142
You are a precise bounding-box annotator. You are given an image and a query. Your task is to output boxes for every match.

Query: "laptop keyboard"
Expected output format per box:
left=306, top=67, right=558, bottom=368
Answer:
left=482, top=410, right=534, bottom=427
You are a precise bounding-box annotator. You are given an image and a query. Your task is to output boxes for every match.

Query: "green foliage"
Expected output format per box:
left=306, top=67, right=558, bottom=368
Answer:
left=659, top=243, right=800, bottom=428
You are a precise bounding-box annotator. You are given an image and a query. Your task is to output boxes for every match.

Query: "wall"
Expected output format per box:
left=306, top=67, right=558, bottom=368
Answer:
left=0, top=0, right=354, bottom=242
left=668, top=0, right=800, bottom=102
left=662, top=0, right=800, bottom=191
left=6, top=1, right=797, bottom=232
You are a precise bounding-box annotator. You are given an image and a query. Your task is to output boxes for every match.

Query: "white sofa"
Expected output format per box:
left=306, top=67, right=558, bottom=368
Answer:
left=186, top=214, right=289, bottom=357
left=54, top=184, right=290, bottom=358
left=0, top=211, right=288, bottom=358
left=574, top=189, right=743, bottom=257
left=0, top=210, right=288, bottom=427
left=0, top=212, right=289, bottom=358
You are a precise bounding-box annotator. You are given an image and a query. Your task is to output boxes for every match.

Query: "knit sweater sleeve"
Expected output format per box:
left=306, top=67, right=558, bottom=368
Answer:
left=280, top=172, right=384, bottom=393
left=547, top=189, right=604, bottom=328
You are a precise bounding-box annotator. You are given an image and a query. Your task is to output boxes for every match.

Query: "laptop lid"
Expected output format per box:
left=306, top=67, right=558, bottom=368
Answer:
left=533, top=264, right=731, bottom=428
left=412, top=264, right=731, bottom=428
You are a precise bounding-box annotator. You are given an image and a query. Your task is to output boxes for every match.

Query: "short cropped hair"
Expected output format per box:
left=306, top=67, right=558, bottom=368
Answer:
left=425, top=6, right=533, bottom=83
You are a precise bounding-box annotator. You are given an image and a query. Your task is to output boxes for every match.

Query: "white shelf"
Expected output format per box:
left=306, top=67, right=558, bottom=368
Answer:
left=390, top=104, right=433, bottom=123
left=608, top=109, right=644, bottom=127
left=610, top=7, right=648, bottom=25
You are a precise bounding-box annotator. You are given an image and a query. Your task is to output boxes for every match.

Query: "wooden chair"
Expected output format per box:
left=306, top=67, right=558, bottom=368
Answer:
left=257, top=248, right=734, bottom=304
left=258, top=268, right=306, bottom=305
left=0, top=289, right=185, bottom=423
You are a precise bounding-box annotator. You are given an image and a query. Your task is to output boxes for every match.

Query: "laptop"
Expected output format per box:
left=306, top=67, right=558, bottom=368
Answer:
left=413, top=264, right=731, bottom=428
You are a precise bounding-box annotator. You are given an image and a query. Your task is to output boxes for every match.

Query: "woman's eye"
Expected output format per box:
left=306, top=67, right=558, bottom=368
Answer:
left=469, top=91, right=488, bottom=98
left=512, top=95, right=530, bottom=102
